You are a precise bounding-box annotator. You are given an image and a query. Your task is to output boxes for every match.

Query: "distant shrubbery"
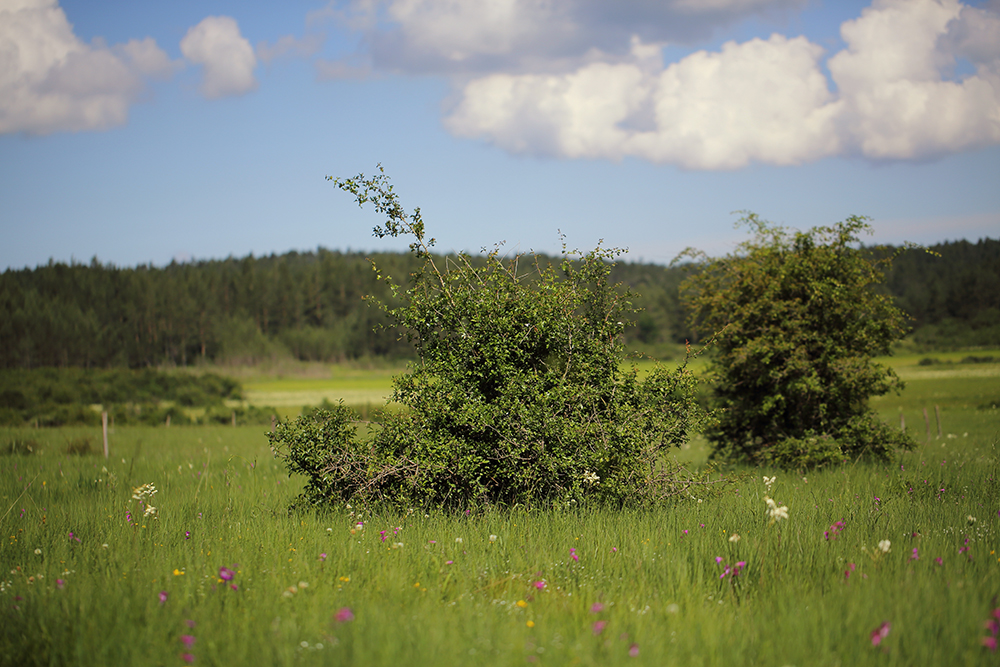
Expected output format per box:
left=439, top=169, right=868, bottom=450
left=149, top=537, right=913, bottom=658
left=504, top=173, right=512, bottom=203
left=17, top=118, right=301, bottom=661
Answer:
left=0, top=368, right=245, bottom=427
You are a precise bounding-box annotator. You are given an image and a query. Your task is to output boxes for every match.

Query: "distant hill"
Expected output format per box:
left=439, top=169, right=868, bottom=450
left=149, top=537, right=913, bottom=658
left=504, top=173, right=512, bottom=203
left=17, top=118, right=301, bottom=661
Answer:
left=1, top=239, right=996, bottom=368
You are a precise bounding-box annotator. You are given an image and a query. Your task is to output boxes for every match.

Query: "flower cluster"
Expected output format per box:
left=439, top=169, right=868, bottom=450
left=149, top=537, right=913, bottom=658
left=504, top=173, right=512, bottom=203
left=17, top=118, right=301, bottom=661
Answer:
left=982, top=607, right=1000, bottom=652
left=582, top=470, right=600, bottom=486
left=715, top=556, right=747, bottom=579
left=824, top=520, right=845, bottom=540
left=870, top=621, right=891, bottom=647
left=764, top=496, right=789, bottom=523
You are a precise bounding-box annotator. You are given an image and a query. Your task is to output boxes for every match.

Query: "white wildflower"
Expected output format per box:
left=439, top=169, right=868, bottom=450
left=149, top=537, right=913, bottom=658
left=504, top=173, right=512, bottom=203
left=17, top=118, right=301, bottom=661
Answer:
left=582, top=470, right=600, bottom=485
left=455, top=537, right=463, bottom=544
left=489, top=535, right=497, bottom=543
left=144, top=506, right=157, bottom=518
left=34, top=548, right=41, bottom=555
left=729, top=534, right=741, bottom=543
left=764, top=496, right=789, bottom=522
left=878, top=539, right=891, bottom=554
left=763, top=476, right=776, bottom=491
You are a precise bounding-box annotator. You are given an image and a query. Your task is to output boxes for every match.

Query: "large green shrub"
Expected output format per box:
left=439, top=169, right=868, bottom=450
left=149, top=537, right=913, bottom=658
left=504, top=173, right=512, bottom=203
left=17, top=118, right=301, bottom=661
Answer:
left=269, top=167, right=710, bottom=509
left=680, top=214, right=915, bottom=467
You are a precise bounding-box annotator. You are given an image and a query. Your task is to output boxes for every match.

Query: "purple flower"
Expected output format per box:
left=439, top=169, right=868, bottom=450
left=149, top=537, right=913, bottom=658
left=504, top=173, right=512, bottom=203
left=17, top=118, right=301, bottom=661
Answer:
left=334, top=607, right=354, bottom=623
left=910, top=548, right=919, bottom=561
left=181, top=652, right=195, bottom=663
left=570, top=548, right=578, bottom=562
left=592, top=620, right=607, bottom=635
left=534, top=580, right=546, bottom=590
left=181, top=635, right=196, bottom=647
left=158, top=590, right=168, bottom=604
left=983, top=636, right=997, bottom=652
left=629, top=643, right=640, bottom=657
left=218, top=566, right=235, bottom=581
left=185, top=531, right=190, bottom=540
left=56, top=579, right=65, bottom=589
left=870, top=621, right=891, bottom=646
left=590, top=602, right=604, bottom=613
left=934, top=557, right=943, bottom=565
left=319, top=553, right=327, bottom=562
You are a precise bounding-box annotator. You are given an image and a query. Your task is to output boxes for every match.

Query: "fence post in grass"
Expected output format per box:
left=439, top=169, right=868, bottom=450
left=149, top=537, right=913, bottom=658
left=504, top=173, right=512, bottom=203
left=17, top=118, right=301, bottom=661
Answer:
left=934, top=405, right=942, bottom=438
left=271, top=414, right=276, bottom=433
left=232, top=411, right=236, bottom=427
left=166, top=414, right=171, bottom=428
left=900, top=412, right=905, bottom=433
left=923, top=407, right=931, bottom=443
left=102, top=411, right=109, bottom=459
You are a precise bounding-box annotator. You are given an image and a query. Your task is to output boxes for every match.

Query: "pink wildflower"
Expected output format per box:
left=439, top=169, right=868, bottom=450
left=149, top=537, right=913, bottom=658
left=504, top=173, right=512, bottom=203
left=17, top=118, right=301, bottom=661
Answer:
left=982, top=636, right=996, bottom=652
left=218, top=566, right=235, bottom=581
left=570, top=548, right=578, bottom=562
left=628, top=643, right=640, bottom=657
left=870, top=621, right=891, bottom=646
left=534, top=580, right=546, bottom=590
left=934, top=557, right=943, bottom=565
left=910, top=548, right=919, bottom=561
left=590, top=602, right=604, bottom=613
left=56, top=579, right=65, bottom=589
left=181, top=652, right=195, bottom=663
left=334, top=607, right=354, bottom=623
left=592, top=620, right=607, bottom=635
left=158, top=591, right=168, bottom=604
left=181, top=635, right=196, bottom=647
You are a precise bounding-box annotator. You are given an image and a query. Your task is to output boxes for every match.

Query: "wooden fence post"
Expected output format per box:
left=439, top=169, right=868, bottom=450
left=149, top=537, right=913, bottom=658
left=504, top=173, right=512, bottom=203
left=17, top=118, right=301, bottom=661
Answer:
left=899, top=413, right=906, bottom=433
left=102, top=411, right=109, bottom=459
left=232, top=411, right=236, bottom=427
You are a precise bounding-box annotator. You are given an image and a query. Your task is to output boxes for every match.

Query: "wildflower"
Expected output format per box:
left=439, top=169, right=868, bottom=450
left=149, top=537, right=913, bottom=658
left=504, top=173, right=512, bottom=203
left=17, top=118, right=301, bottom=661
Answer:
left=159, top=590, right=168, bottom=604
left=489, top=535, right=497, bottom=543
left=132, top=483, right=157, bottom=500
left=298, top=581, right=308, bottom=590
left=392, top=542, right=404, bottom=549
left=967, top=515, right=977, bottom=525
left=825, top=521, right=845, bottom=540
left=445, top=560, right=453, bottom=565
left=984, top=636, right=998, bottom=652
left=934, top=557, right=943, bottom=565
left=319, top=553, right=327, bottom=561
left=534, top=580, right=546, bottom=590
left=592, top=620, right=607, bottom=635
left=878, top=540, right=891, bottom=554
left=181, top=653, right=194, bottom=663
left=185, top=620, right=196, bottom=628
left=570, top=548, right=578, bottom=562
left=516, top=600, right=528, bottom=608
left=764, top=496, right=789, bottom=522
left=334, top=607, right=354, bottom=623
left=729, top=534, right=740, bottom=543
left=185, top=531, right=190, bottom=540
left=181, top=635, right=196, bottom=647
left=845, top=563, right=856, bottom=580
left=590, top=603, right=605, bottom=613
left=173, top=569, right=185, bottom=576
left=34, top=548, right=41, bottom=555
left=218, top=566, right=235, bottom=581
left=526, top=620, right=535, bottom=628
left=629, top=643, right=640, bottom=657
left=763, top=476, right=775, bottom=491
left=582, top=470, right=600, bottom=485
left=870, top=621, right=891, bottom=646
left=56, top=579, right=65, bottom=589
left=380, top=530, right=386, bottom=542
left=910, top=548, right=919, bottom=561
left=144, top=506, right=157, bottom=518
left=455, top=537, right=463, bottom=544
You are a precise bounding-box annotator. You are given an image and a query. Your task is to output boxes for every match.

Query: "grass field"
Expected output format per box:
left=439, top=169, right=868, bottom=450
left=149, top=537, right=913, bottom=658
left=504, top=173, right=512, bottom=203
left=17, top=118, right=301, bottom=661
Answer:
left=1, top=354, right=998, bottom=666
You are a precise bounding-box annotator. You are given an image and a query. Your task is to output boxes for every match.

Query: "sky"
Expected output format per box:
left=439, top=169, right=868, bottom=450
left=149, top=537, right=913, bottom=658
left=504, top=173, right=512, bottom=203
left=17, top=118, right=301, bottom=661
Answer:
left=1, top=0, right=998, bottom=271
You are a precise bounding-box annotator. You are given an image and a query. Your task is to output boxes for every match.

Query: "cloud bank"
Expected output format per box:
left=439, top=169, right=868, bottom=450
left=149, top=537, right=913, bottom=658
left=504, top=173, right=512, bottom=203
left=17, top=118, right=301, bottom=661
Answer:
left=0, top=0, right=174, bottom=134
left=323, top=0, right=1000, bottom=168
left=0, top=2, right=259, bottom=135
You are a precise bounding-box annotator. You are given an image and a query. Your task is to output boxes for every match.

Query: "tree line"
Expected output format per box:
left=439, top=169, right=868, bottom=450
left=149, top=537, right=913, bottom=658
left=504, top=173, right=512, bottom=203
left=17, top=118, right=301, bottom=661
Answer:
left=0, top=238, right=996, bottom=369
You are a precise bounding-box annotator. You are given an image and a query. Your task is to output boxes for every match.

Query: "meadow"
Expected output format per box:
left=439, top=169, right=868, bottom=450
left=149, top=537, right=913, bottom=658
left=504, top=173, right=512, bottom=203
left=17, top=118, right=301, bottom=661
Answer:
left=1, top=353, right=998, bottom=666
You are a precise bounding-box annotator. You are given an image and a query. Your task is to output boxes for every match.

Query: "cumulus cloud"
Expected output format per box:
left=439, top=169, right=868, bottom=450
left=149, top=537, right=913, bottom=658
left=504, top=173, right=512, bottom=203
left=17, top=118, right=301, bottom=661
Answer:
left=318, top=0, right=805, bottom=75
left=257, top=33, right=324, bottom=64
left=0, top=0, right=175, bottom=135
left=180, top=16, right=258, bottom=99
left=444, top=0, right=1000, bottom=168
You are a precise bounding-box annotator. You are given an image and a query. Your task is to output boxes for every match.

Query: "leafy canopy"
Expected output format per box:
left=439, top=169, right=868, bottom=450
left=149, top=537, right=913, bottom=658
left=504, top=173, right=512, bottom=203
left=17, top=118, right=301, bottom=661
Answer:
left=680, top=214, right=914, bottom=468
left=269, top=166, right=710, bottom=509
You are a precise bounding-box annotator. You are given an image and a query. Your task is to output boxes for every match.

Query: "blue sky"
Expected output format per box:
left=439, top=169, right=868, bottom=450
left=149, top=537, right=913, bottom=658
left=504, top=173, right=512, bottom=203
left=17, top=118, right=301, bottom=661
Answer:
left=1, top=0, right=998, bottom=270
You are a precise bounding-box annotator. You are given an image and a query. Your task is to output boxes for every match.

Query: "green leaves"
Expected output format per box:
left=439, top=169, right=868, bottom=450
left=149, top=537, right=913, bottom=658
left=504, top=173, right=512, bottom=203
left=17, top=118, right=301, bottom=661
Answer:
left=271, top=168, right=710, bottom=509
left=682, top=214, right=914, bottom=467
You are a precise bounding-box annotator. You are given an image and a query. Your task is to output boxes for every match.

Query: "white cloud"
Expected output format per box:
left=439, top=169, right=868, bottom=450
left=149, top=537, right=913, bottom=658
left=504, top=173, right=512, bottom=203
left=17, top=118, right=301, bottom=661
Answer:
left=0, top=0, right=174, bottom=135
left=445, top=0, right=1000, bottom=168
left=180, top=16, right=258, bottom=99
left=319, top=0, right=805, bottom=74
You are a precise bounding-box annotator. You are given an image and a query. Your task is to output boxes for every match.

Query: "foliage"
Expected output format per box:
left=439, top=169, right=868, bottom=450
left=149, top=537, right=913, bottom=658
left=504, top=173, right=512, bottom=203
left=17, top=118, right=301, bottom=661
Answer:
left=269, top=167, right=710, bottom=509
left=680, top=214, right=915, bottom=467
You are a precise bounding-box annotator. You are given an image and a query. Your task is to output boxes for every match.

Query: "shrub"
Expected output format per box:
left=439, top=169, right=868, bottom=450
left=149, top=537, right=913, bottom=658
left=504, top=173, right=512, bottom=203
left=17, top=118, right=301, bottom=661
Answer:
left=269, top=167, right=710, bottom=509
left=680, top=214, right=915, bottom=467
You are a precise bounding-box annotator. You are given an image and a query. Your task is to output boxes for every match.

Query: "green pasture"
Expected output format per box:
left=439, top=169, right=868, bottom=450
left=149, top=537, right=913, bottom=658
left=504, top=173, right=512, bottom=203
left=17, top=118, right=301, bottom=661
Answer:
left=1, top=356, right=998, bottom=666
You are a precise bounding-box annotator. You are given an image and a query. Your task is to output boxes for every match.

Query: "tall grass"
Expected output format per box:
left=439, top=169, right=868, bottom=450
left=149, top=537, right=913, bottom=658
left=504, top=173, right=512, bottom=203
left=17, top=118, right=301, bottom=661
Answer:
left=2, top=360, right=999, bottom=666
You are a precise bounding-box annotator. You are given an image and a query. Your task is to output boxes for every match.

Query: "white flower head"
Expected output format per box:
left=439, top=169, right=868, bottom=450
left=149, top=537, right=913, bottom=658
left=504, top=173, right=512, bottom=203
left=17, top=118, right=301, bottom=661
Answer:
left=763, top=476, right=776, bottom=491
left=729, top=533, right=741, bottom=543
left=455, top=537, right=463, bottom=544
left=582, top=470, right=600, bottom=485
left=144, top=506, right=157, bottom=517
left=764, top=496, right=789, bottom=522
left=878, top=539, right=891, bottom=554
left=489, top=535, right=497, bottom=543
